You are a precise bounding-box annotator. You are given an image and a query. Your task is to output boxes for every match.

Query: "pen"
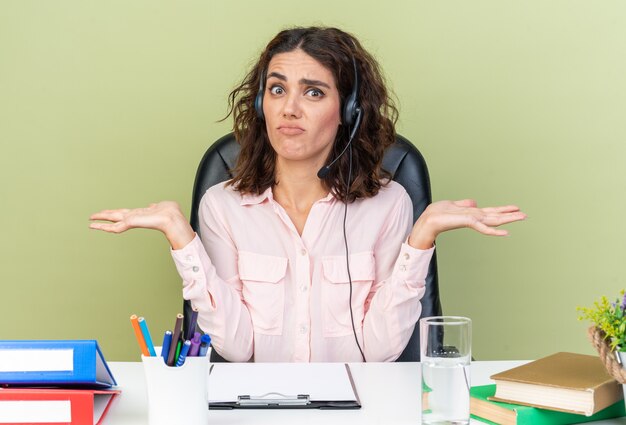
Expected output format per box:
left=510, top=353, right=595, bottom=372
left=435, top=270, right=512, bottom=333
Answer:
left=189, top=332, right=201, bottom=357
left=138, top=317, right=156, bottom=357
left=199, top=334, right=211, bottom=357
left=166, top=313, right=184, bottom=366
left=161, top=330, right=172, bottom=362
left=130, top=314, right=150, bottom=357
left=174, top=340, right=182, bottom=363
left=185, top=309, right=199, bottom=341
left=176, top=340, right=192, bottom=367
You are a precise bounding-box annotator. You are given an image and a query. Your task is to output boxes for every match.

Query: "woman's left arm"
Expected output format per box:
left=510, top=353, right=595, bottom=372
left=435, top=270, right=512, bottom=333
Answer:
left=408, top=199, right=526, bottom=249
left=362, top=195, right=525, bottom=362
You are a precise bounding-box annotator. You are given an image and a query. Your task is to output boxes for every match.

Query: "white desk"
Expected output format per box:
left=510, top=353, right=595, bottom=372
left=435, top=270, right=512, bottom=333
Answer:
left=105, top=361, right=626, bottom=425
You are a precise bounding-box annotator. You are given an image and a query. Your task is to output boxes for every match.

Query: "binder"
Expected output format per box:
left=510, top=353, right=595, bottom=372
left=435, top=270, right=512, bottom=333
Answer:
left=208, top=363, right=361, bottom=409
left=0, top=388, right=120, bottom=424
left=0, top=340, right=116, bottom=388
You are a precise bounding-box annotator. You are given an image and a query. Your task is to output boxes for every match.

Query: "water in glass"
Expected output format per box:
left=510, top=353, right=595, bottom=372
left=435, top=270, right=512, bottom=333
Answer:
left=421, top=354, right=470, bottom=425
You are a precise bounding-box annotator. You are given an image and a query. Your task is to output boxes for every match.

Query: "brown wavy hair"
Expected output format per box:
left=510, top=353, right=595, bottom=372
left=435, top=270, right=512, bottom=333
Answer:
left=225, top=27, right=398, bottom=202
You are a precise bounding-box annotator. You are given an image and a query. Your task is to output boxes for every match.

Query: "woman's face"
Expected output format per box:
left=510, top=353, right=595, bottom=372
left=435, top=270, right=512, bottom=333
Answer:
left=263, top=49, right=342, bottom=170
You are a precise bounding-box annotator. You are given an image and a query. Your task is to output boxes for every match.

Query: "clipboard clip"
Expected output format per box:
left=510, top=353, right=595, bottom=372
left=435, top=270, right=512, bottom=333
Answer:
left=237, top=392, right=311, bottom=406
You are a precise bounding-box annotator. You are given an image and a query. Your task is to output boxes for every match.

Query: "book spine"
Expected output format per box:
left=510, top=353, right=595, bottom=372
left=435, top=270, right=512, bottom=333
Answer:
left=515, top=399, right=626, bottom=425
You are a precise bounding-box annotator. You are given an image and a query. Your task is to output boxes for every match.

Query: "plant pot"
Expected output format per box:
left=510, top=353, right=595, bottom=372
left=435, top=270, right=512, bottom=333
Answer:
left=588, top=327, right=626, bottom=410
left=617, top=351, right=626, bottom=404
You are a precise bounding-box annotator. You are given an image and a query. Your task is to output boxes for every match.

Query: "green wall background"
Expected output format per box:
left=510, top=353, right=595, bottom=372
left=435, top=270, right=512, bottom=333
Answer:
left=1, top=0, right=625, bottom=361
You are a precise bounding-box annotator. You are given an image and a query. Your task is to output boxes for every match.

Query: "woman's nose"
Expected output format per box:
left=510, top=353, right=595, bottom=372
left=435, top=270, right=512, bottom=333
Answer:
left=281, top=93, right=301, bottom=118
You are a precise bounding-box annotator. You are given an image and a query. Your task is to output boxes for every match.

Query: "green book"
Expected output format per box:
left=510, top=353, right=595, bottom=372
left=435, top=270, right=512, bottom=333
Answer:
left=470, top=384, right=626, bottom=425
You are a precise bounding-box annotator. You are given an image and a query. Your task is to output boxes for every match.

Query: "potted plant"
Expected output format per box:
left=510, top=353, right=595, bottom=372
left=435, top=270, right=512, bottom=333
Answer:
left=578, top=291, right=626, bottom=393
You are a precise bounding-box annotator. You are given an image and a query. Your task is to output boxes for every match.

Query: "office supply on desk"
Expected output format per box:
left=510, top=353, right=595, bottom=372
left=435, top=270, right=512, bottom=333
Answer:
left=166, top=313, right=184, bottom=366
left=142, top=350, right=209, bottom=425
left=199, top=334, right=211, bottom=357
left=174, top=340, right=182, bottom=362
left=0, top=340, right=116, bottom=388
left=208, top=363, right=360, bottom=409
left=160, top=331, right=172, bottom=363
left=129, top=314, right=150, bottom=357
left=471, top=384, right=626, bottom=425
left=185, top=309, right=198, bottom=341
left=490, top=352, right=623, bottom=416
left=189, top=332, right=201, bottom=357
left=138, top=317, right=156, bottom=357
left=176, top=340, right=191, bottom=366
left=0, top=388, right=120, bottom=425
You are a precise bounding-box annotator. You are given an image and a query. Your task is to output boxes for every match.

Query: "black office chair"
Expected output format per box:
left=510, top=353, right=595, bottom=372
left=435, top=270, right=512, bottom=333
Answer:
left=183, top=132, right=442, bottom=362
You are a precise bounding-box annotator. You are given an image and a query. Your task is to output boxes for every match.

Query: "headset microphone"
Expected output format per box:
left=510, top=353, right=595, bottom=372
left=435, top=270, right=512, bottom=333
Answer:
left=316, top=107, right=362, bottom=179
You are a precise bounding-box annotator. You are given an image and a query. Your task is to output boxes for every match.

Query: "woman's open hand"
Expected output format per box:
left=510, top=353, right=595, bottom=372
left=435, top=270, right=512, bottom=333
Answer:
left=409, top=199, right=526, bottom=250
left=89, top=201, right=195, bottom=249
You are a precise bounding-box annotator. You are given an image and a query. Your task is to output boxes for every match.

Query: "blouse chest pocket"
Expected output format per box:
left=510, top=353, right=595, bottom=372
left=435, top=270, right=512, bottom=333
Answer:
left=321, top=251, right=375, bottom=337
left=238, top=251, right=288, bottom=336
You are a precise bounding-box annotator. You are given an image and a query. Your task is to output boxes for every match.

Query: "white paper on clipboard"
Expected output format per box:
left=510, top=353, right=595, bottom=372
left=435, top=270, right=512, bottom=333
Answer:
left=208, top=362, right=359, bottom=406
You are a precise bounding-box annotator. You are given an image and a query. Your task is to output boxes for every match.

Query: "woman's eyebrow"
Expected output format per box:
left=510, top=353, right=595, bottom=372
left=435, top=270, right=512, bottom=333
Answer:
left=299, top=78, right=331, bottom=89
left=267, top=72, right=331, bottom=89
left=267, top=71, right=287, bottom=82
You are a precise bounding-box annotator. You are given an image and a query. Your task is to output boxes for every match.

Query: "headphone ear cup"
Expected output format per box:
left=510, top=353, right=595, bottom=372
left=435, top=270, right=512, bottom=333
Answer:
left=343, top=56, right=360, bottom=128
left=255, top=90, right=265, bottom=121
left=343, top=93, right=357, bottom=128
left=255, top=70, right=265, bottom=121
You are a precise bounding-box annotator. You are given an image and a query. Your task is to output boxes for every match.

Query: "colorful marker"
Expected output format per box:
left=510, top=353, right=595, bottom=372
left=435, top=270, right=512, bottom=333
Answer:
left=199, top=334, right=211, bottom=357
left=185, top=309, right=199, bottom=341
left=161, top=330, right=172, bottom=362
left=166, top=313, right=184, bottom=366
left=138, top=317, right=156, bottom=357
left=189, top=332, right=201, bottom=357
left=174, top=340, right=182, bottom=363
left=130, top=314, right=150, bottom=357
left=176, top=340, right=192, bottom=367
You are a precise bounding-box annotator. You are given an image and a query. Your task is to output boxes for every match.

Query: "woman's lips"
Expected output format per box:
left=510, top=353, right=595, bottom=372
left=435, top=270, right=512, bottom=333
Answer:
left=278, top=126, right=305, bottom=135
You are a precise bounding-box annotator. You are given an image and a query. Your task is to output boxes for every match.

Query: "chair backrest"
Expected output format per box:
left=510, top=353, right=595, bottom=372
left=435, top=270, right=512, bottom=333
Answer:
left=183, top=133, right=442, bottom=362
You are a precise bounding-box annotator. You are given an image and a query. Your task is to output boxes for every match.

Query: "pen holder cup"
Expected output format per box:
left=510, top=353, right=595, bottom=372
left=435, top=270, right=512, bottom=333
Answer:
left=142, top=354, right=209, bottom=425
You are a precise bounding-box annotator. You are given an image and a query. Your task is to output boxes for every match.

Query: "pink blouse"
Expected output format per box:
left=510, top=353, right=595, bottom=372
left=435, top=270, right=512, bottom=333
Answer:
left=171, top=181, right=434, bottom=362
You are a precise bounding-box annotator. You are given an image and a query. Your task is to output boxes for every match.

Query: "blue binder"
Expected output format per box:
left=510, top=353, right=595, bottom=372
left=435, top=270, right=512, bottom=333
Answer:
left=0, top=340, right=116, bottom=388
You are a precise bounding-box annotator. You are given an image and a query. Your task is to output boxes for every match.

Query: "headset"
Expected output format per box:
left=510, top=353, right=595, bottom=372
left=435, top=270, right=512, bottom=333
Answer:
left=255, top=52, right=366, bottom=362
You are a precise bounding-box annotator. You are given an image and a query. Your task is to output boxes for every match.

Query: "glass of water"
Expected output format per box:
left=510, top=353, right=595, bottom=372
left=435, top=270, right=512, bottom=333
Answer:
left=420, top=316, right=471, bottom=425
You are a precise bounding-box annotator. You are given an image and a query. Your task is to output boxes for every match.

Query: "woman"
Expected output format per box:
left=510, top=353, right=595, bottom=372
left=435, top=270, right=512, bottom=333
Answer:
left=90, top=27, right=525, bottom=362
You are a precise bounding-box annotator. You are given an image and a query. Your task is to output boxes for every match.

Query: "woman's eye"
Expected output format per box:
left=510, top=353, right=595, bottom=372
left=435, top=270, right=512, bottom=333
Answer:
left=306, top=88, right=324, bottom=98
left=269, top=86, right=284, bottom=95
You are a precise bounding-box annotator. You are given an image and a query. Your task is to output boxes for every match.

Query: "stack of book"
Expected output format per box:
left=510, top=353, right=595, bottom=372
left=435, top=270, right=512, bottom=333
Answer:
left=471, top=352, right=626, bottom=425
left=0, top=340, right=120, bottom=425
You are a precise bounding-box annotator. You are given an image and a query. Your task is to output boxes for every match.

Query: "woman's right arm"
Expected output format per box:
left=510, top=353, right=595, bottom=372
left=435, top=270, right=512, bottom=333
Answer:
left=89, top=200, right=255, bottom=362
left=89, top=201, right=195, bottom=249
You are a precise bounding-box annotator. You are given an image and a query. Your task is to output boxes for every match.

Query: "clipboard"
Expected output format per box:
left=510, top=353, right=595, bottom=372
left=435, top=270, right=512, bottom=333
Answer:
left=208, top=363, right=361, bottom=409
